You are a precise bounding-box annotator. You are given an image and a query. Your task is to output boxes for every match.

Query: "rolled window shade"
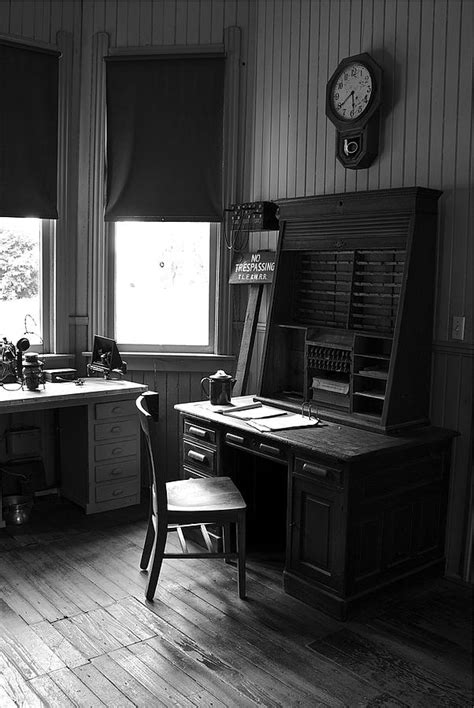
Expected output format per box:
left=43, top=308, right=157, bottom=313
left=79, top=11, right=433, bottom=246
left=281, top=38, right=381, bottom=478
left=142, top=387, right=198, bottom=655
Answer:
left=105, top=54, right=225, bottom=222
left=0, top=41, right=59, bottom=219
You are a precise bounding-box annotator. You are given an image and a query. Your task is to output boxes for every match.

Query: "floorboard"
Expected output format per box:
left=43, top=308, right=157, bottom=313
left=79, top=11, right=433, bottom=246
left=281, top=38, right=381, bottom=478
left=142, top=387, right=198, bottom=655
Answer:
left=0, top=496, right=471, bottom=707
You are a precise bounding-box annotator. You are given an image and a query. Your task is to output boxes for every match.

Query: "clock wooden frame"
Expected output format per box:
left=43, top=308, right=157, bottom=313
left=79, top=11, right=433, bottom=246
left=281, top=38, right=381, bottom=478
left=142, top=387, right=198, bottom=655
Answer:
left=326, top=52, right=383, bottom=169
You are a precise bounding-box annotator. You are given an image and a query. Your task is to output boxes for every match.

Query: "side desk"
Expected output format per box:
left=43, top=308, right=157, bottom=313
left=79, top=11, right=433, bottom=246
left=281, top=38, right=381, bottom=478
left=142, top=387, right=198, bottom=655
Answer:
left=0, top=379, right=147, bottom=527
left=175, top=396, right=456, bottom=620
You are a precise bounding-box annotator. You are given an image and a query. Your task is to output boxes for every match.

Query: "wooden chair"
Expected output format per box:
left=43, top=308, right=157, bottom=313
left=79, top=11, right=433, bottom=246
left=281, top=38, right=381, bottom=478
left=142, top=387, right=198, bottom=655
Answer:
left=136, top=392, right=247, bottom=601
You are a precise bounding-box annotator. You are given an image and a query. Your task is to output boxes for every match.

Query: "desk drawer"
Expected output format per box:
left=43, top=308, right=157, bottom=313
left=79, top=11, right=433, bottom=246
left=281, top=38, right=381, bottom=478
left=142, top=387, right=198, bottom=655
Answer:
left=184, top=420, right=216, bottom=445
left=225, top=431, right=286, bottom=463
left=95, top=439, right=137, bottom=462
left=95, top=478, right=138, bottom=503
left=294, top=457, right=343, bottom=489
left=95, top=459, right=137, bottom=483
left=183, top=440, right=216, bottom=475
left=95, top=399, right=136, bottom=420
left=94, top=419, right=137, bottom=441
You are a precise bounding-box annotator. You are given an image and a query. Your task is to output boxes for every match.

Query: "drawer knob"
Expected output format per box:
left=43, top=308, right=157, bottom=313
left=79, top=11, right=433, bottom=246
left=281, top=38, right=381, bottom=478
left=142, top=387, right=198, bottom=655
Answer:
left=259, top=443, right=281, bottom=457
left=112, top=406, right=123, bottom=414
left=187, top=450, right=208, bottom=464
left=111, top=426, right=121, bottom=433
left=226, top=433, right=245, bottom=445
left=112, top=447, right=124, bottom=456
left=110, top=468, right=122, bottom=476
left=189, top=426, right=208, bottom=439
left=112, top=489, right=123, bottom=496
left=302, top=462, right=328, bottom=477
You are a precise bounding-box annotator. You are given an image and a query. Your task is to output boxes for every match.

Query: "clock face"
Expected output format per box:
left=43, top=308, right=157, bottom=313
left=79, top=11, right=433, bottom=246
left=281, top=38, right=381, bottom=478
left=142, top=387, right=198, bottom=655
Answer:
left=331, top=62, right=373, bottom=121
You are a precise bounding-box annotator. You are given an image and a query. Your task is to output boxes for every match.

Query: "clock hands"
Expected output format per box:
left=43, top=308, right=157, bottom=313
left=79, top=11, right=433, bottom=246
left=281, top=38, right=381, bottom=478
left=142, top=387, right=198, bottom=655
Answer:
left=338, top=90, right=355, bottom=111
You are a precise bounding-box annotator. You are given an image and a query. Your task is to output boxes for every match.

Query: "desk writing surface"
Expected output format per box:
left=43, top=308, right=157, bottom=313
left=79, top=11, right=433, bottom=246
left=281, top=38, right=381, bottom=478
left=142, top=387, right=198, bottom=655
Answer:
left=0, top=379, right=147, bottom=414
left=175, top=395, right=455, bottom=463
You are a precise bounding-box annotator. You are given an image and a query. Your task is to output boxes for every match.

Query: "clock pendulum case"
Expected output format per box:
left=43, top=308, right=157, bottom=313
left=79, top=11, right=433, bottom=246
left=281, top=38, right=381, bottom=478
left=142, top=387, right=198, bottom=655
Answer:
left=326, top=52, right=383, bottom=169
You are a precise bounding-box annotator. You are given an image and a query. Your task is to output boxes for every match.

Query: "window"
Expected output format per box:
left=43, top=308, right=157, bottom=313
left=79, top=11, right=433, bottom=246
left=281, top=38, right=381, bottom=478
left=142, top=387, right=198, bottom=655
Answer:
left=0, top=218, right=52, bottom=348
left=112, top=222, right=217, bottom=352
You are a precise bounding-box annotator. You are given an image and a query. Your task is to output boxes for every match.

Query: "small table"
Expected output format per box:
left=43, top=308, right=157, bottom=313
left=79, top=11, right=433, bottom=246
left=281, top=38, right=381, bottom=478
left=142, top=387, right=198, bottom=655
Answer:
left=0, top=378, right=147, bottom=527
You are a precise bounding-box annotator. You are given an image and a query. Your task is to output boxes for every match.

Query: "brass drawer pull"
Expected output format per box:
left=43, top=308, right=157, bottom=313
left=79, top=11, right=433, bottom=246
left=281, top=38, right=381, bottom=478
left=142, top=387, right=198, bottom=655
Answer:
left=112, top=489, right=123, bottom=496
left=187, top=450, right=208, bottom=465
left=259, top=443, right=281, bottom=457
left=302, top=463, right=328, bottom=477
left=111, top=425, right=121, bottom=433
left=111, top=406, right=123, bottom=414
left=226, top=433, right=245, bottom=445
left=110, top=468, right=122, bottom=476
left=188, top=426, right=208, bottom=439
left=111, top=447, right=124, bottom=456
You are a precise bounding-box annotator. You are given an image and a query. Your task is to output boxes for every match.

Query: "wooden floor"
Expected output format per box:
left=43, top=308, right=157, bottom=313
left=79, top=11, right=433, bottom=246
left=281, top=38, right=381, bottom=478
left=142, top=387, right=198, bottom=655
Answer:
left=0, top=496, right=472, bottom=707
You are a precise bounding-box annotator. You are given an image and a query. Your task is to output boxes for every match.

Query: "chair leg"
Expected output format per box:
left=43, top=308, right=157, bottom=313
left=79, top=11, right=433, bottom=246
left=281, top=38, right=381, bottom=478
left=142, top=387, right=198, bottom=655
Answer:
left=223, top=522, right=232, bottom=563
left=236, top=512, right=246, bottom=600
left=145, top=518, right=168, bottom=601
left=140, top=517, right=155, bottom=570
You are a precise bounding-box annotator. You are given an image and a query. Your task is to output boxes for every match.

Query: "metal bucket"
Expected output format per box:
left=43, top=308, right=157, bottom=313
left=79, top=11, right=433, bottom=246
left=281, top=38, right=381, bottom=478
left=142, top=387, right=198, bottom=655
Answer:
left=2, top=495, right=33, bottom=525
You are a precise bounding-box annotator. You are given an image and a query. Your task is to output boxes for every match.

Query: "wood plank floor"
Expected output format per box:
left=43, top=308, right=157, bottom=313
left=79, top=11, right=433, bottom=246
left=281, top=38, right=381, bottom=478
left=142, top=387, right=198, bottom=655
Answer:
left=0, top=496, right=472, bottom=707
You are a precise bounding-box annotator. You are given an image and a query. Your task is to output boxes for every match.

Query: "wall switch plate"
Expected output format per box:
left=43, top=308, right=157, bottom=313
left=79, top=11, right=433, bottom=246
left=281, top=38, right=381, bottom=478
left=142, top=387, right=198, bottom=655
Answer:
left=452, top=315, right=465, bottom=341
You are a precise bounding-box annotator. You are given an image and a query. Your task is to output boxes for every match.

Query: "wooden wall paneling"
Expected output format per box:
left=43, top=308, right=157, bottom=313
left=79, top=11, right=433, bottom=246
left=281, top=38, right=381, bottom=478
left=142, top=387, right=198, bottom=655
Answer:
left=260, top=0, right=274, bottom=200
left=404, top=0, right=422, bottom=186
left=453, top=0, right=473, bottom=340
left=210, top=0, right=225, bottom=44
left=268, top=0, right=283, bottom=201
left=276, top=0, right=291, bottom=199
left=314, top=0, right=330, bottom=196
left=175, top=0, right=188, bottom=44
left=236, top=0, right=256, bottom=201
left=138, top=0, right=153, bottom=46
left=295, top=0, right=311, bottom=199
left=304, top=0, right=320, bottom=197
left=344, top=0, right=362, bottom=194
left=0, top=2, right=9, bottom=32
left=287, top=0, right=302, bottom=198
left=325, top=0, right=342, bottom=195
left=162, top=0, right=177, bottom=44
left=367, top=0, right=388, bottom=193
left=362, top=0, right=376, bottom=191
left=415, top=0, right=435, bottom=188
left=334, top=0, right=352, bottom=196
left=8, top=0, right=23, bottom=35
left=252, top=0, right=266, bottom=199
left=198, top=0, right=212, bottom=44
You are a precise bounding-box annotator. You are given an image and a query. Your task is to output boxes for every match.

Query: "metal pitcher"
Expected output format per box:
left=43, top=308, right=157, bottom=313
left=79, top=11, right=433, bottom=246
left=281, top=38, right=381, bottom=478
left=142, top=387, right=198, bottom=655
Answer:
left=200, top=369, right=236, bottom=405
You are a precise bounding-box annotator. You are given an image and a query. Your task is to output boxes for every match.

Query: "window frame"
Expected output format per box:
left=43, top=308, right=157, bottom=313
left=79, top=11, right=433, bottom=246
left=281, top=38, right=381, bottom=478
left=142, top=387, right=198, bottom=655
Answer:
left=106, top=221, right=219, bottom=354
left=92, top=31, right=241, bottom=357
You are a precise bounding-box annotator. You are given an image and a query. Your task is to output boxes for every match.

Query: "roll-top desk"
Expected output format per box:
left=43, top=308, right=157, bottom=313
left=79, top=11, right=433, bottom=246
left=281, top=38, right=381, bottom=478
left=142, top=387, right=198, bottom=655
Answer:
left=176, top=188, right=457, bottom=619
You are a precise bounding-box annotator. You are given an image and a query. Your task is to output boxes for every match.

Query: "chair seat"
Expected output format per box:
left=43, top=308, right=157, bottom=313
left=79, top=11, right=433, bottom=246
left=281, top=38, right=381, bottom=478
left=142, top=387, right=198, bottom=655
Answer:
left=166, top=476, right=246, bottom=513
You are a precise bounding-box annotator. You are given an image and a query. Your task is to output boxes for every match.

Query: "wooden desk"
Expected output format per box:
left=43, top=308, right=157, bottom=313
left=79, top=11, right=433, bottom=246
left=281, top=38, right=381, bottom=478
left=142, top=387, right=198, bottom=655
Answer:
left=176, top=396, right=456, bottom=619
left=0, top=379, right=147, bottom=527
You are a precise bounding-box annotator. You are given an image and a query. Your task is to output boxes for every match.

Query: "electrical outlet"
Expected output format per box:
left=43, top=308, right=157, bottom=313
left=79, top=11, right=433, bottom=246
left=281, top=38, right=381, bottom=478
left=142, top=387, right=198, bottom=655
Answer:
left=452, top=316, right=465, bottom=341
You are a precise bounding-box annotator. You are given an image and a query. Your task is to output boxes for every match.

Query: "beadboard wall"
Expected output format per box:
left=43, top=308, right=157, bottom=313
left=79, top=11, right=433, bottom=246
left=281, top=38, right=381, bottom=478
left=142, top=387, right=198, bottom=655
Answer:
left=245, top=0, right=473, bottom=582
left=0, top=0, right=471, bottom=581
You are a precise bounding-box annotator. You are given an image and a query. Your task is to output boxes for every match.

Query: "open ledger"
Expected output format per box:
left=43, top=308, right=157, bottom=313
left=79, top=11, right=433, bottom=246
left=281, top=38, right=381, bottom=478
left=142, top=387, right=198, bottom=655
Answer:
left=246, top=414, right=320, bottom=432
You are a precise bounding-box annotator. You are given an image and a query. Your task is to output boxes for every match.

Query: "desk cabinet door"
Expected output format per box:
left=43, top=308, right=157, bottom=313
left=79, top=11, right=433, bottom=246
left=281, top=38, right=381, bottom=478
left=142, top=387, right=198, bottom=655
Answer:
left=289, top=472, right=344, bottom=592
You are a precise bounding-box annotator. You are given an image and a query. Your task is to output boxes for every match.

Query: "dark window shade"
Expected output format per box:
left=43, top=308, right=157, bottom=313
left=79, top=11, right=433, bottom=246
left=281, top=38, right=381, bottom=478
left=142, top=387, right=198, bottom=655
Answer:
left=105, top=55, right=225, bottom=222
left=0, top=41, right=59, bottom=219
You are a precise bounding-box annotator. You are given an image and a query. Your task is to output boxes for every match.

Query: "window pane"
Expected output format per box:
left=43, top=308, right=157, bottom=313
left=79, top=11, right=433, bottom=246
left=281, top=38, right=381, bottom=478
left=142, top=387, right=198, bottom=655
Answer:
left=114, top=222, right=211, bottom=346
left=0, top=218, right=42, bottom=344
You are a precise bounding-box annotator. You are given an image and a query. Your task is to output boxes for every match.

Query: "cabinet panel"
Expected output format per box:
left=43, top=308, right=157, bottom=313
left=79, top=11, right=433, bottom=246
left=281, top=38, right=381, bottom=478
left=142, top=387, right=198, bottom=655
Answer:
left=289, top=473, right=344, bottom=590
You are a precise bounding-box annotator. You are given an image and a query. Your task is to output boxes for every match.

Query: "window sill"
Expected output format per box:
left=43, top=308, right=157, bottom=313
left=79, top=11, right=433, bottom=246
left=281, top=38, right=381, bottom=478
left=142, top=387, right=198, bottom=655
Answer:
left=82, top=351, right=235, bottom=373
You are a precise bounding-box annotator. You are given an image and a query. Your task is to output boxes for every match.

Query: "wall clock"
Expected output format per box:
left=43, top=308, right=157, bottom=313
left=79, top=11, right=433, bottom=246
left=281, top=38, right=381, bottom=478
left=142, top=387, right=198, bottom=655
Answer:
left=326, top=52, right=383, bottom=169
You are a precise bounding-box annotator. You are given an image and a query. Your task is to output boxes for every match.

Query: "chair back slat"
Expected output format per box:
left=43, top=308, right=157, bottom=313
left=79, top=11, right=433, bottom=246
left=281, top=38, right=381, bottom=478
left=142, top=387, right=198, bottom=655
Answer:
left=136, top=393, right=167, bottom=516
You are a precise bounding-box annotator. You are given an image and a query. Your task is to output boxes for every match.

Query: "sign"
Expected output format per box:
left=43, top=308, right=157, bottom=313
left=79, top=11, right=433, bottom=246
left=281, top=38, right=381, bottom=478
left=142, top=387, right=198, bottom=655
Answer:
left=229, top=250, right=276, bottom=285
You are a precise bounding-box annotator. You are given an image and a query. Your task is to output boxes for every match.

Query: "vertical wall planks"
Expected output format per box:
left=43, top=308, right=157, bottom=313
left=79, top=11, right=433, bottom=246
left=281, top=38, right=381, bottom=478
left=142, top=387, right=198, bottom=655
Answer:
left=295, top=0, right=311, bottom=198
left=403, top=0, right=422, bottom=186
left=415, top=0, right=435, bottom=188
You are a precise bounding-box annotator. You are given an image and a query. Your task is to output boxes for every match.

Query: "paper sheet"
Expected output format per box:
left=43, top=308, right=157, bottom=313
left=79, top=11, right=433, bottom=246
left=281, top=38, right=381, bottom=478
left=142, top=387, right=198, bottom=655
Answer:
left=247, top=414, right=320, bottom=432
